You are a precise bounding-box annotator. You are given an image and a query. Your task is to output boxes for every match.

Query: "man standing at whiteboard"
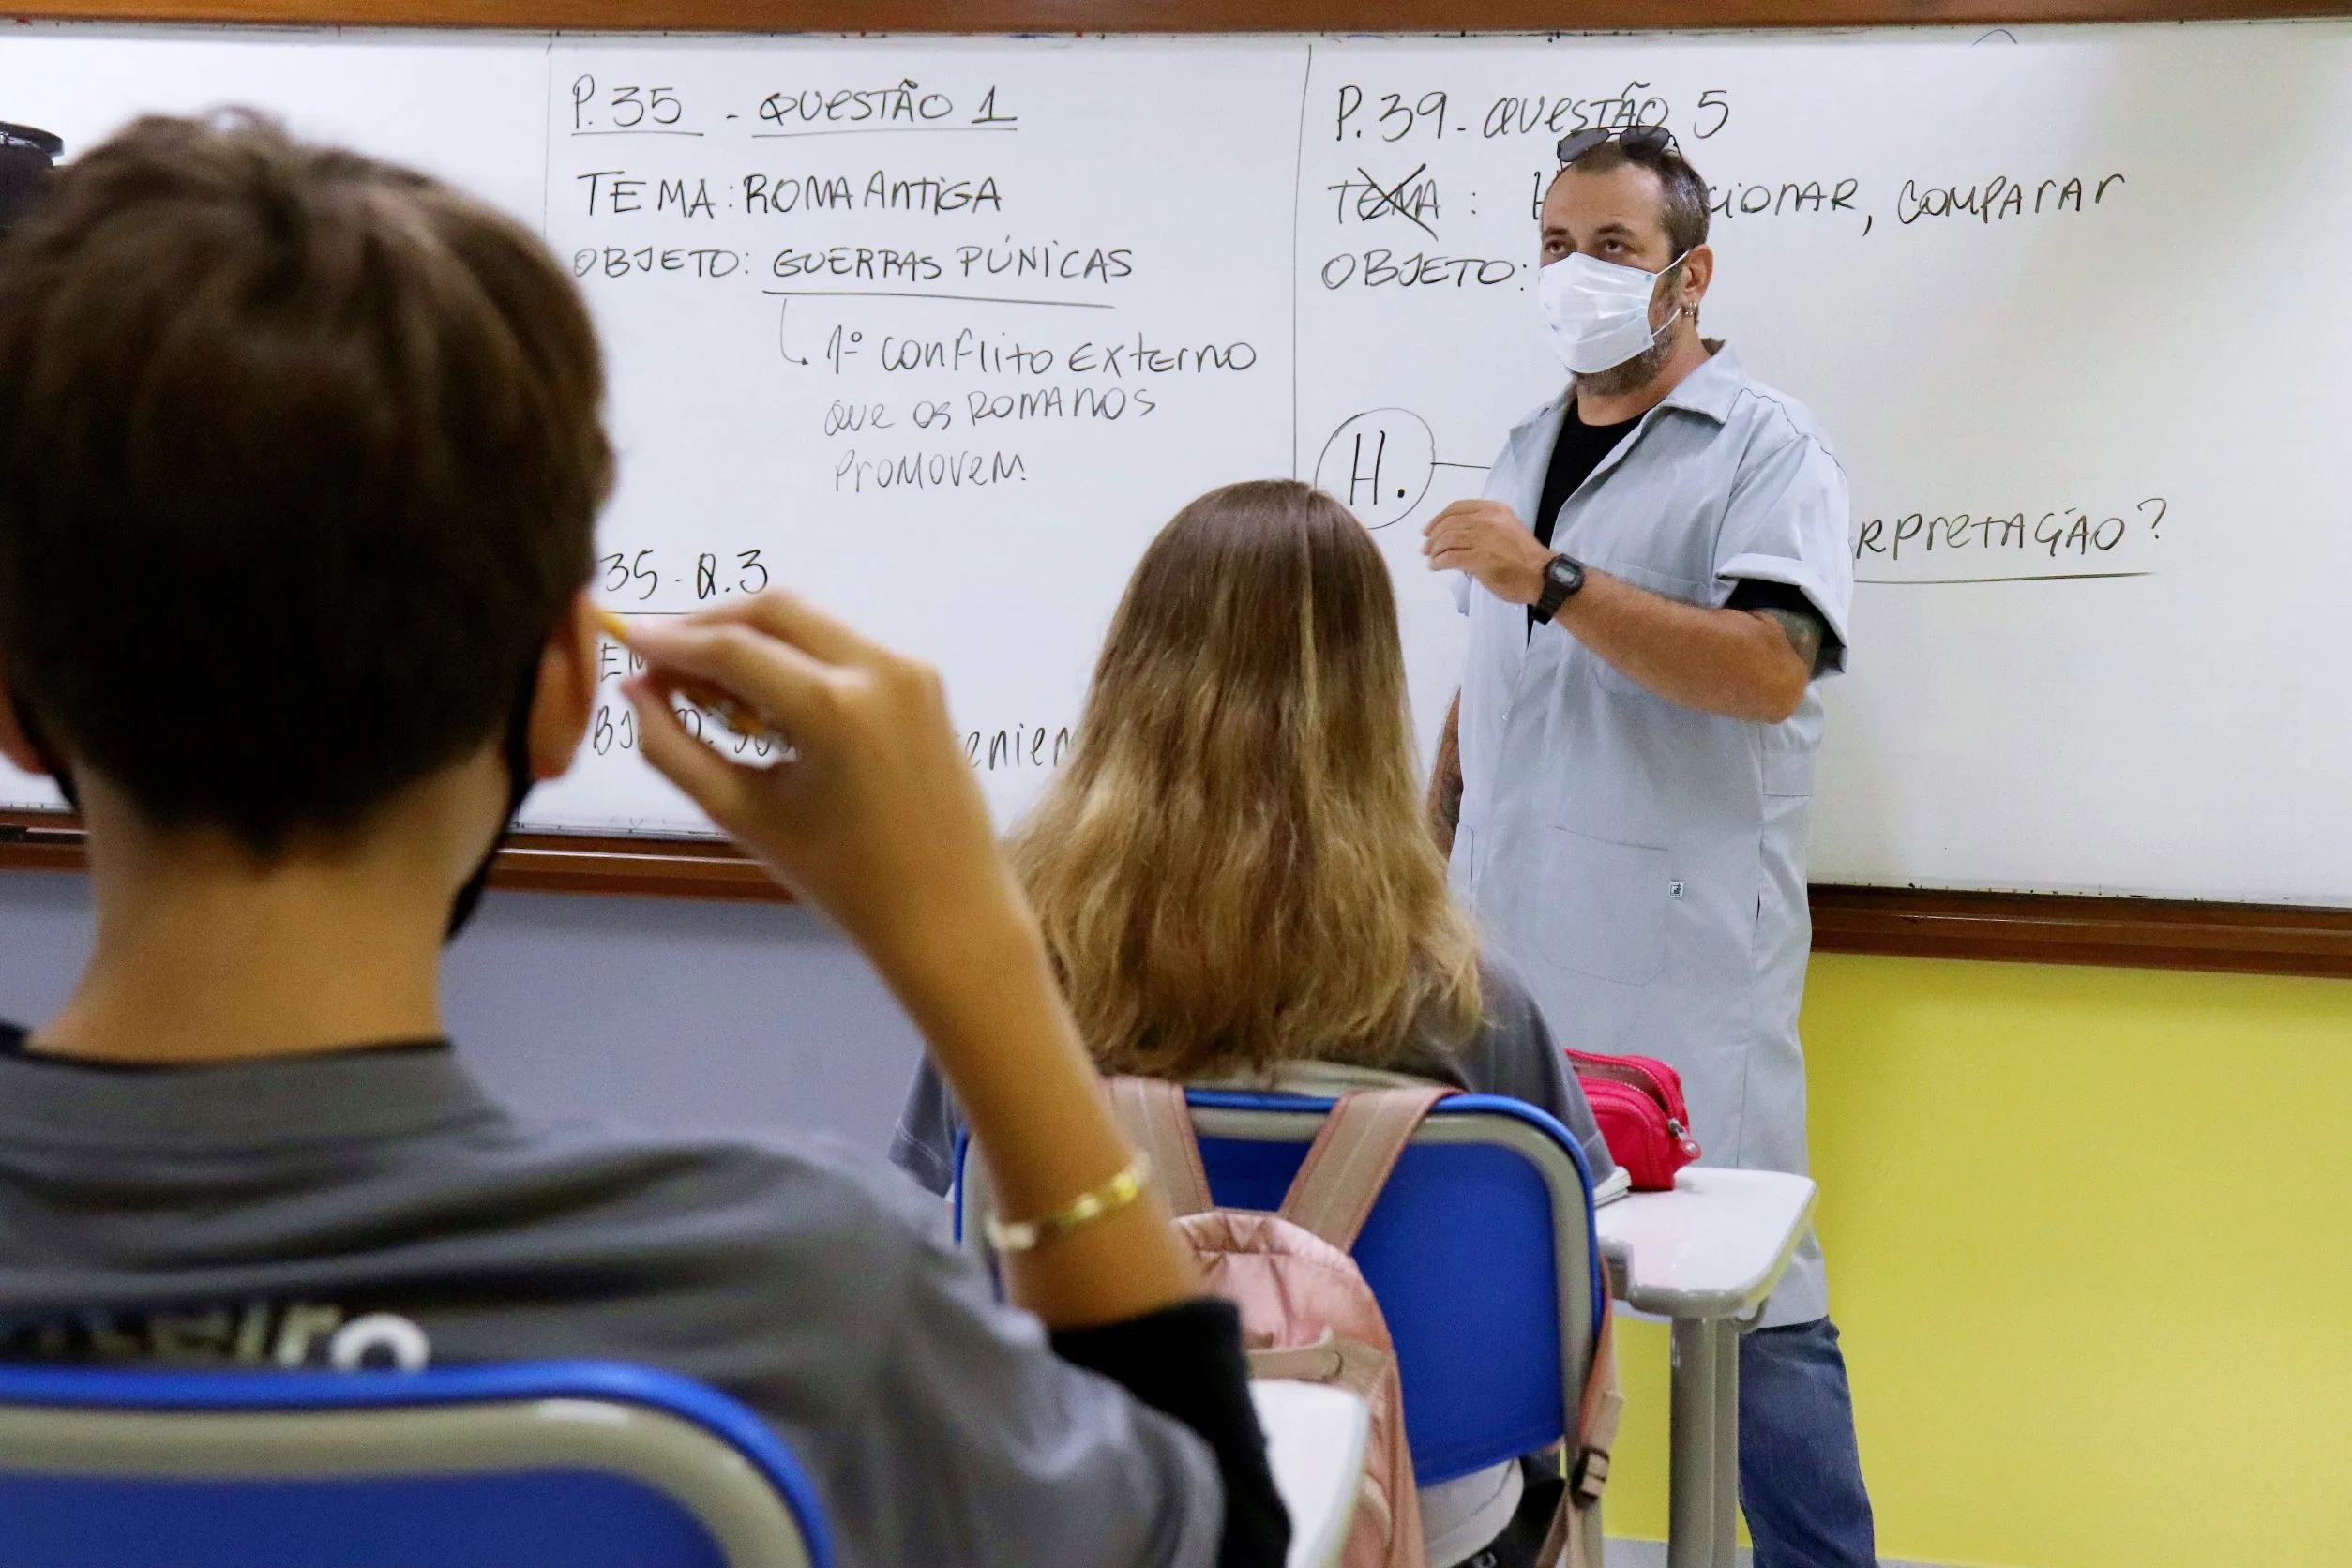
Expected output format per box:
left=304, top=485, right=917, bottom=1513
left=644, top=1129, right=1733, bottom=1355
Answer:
left=1423, top=128, right=1871, bottom=1567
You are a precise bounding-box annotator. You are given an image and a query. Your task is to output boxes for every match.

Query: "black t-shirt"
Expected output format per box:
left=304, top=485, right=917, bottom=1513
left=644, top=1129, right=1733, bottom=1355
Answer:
left=1533, top=407, right=1641, bottom=552
left=1529, top=406, right=1640, bottom=633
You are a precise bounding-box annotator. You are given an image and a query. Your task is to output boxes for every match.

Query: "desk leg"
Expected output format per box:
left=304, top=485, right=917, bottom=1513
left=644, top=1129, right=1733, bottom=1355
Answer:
left=1666, top=1319, right=1719, bottom=1568
left=1711, top=1319, right=1740, bottom=1568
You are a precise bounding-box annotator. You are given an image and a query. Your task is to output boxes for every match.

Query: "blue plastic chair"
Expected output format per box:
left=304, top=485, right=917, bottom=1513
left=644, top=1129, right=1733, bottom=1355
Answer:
left=957, top=1091, right=1603, bottom=1487
left=0, top=1360, right=833, bottom=1568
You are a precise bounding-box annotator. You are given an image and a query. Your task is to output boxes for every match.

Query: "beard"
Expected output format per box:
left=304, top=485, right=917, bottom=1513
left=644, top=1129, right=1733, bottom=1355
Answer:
left=1574, top=335, right=1675, bottom=400
left=1573, top=279, right=1687, bottom=400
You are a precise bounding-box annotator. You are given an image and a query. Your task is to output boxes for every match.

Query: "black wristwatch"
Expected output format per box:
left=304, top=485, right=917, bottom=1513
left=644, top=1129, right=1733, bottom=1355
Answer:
left=1530, top=552, right=1587, bottom=625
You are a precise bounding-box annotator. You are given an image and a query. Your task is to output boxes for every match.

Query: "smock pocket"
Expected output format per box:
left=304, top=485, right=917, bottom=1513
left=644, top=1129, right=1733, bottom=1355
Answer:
left=1762, top=734, right=1815, bottom=797
left=1538, top=827, right=1671, bottom=986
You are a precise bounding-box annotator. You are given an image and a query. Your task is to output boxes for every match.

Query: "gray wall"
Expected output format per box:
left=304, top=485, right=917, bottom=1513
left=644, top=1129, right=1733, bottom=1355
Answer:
left=0, top=869, right=925, bottom=1155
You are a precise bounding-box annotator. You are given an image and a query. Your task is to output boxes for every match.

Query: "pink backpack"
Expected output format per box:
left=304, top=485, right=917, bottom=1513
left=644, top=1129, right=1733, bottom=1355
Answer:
left=1109, top=1078, right=1622, bottom=1568
left=1112, top=1078, right=1438, bottom=1568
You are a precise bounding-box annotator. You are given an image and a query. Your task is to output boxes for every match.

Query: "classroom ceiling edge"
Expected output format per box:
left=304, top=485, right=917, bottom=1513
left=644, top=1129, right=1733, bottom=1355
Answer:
left=7, top=0, right=2344, bottom=33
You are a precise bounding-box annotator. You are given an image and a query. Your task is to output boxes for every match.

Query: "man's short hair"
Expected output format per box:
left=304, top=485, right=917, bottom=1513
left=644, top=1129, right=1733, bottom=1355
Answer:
left=1561, top=137, right=1711, bottom=260
left=0, top=112, right=610, bottom=851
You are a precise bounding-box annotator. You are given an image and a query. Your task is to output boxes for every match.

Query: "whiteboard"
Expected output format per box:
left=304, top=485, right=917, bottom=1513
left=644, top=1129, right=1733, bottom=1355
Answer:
left=2, top=20, right=2349, bottom=908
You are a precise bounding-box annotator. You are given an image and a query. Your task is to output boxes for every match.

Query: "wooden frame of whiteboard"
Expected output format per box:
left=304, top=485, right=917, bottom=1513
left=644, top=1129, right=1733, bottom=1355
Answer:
left=4, top=4, right=2347, bottom=973
left=0, top=1, right=2341, bottom=32
left=7, top=807, right=2352, bottom=975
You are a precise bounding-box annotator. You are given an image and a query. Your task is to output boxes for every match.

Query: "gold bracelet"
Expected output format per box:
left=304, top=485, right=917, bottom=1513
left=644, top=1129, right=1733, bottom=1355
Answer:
left=984, top=1153, right=1153, bottom=1254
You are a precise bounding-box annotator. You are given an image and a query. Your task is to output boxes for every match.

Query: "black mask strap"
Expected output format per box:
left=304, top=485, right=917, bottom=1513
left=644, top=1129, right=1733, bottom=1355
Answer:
left=445, top=656, right=544, bottom=942
left=8, top=693, right=79, bottom=812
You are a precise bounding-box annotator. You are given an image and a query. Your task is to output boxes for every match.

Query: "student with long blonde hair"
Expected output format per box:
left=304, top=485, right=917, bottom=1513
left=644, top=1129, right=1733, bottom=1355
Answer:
left=893, top=478, right=1616, bottom=1568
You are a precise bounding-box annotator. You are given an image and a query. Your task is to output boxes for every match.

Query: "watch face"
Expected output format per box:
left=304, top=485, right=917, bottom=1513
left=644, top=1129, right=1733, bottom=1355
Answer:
left=1548, top=557, right=1582, bottom=588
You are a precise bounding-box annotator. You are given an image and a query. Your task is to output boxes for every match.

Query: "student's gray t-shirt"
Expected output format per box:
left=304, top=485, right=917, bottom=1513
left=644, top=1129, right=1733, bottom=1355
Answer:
left=0, top=1038, right=1222, bottom=1568
left=891, top=954, right=1619, bottom=1197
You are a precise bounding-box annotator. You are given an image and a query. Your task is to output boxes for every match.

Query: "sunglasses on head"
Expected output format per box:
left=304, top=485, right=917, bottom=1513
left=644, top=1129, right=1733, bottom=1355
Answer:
left=0, top=123, right=63, bottom=159
left=1556, top=125, right=1677, bottom=165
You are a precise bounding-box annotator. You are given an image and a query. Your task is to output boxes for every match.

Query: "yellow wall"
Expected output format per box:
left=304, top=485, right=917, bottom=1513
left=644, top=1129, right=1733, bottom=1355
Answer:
left=1604, top=954, right=2352, bottom=1568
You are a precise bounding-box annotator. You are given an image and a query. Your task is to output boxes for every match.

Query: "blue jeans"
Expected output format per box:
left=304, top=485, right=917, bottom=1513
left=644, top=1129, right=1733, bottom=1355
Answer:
left=1738, top=1317, right=1877, bottom=1568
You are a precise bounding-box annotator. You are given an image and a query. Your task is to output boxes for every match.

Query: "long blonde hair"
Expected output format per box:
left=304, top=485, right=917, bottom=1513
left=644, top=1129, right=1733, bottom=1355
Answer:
left=1014, top=479, right=1483, bottom=1080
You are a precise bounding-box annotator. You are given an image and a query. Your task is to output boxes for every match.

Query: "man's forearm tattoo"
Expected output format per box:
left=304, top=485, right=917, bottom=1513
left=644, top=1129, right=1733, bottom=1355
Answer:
left=1753, top=606, right=1826, bottom=677
left=1428, top=693, right=1464, bottom=854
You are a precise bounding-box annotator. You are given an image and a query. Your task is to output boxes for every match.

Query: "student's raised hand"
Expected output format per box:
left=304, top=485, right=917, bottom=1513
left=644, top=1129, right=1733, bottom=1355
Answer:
left=616, top=593, right=1027, bottom=997
left=620, top=594, right=1201, bottom=1330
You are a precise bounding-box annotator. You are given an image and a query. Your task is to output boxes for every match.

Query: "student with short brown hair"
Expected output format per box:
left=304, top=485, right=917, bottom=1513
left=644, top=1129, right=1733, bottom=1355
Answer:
left=894, top=479, right=1617, bottom=1568
left=0, top=111, right=1283, bottom=1568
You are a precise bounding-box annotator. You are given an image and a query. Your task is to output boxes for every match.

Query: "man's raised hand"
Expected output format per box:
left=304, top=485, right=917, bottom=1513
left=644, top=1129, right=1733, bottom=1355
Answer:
left=1422, top=499, right=1550, bottom=606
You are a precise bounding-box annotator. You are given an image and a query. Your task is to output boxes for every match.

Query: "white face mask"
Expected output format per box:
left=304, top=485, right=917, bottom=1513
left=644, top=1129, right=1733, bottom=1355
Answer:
left=1538, top=249, right=1688, bottom=375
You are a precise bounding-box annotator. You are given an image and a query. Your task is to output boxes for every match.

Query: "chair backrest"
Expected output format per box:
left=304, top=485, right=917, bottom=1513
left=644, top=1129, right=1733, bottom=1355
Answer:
left=0, top=1360, right=832, bottom=1568
left=957, top=1092, right=1601, bottom=1486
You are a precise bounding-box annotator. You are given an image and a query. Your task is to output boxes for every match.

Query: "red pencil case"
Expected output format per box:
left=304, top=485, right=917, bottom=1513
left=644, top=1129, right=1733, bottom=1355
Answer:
left=1565, top=1048, right=1702, bottom=1191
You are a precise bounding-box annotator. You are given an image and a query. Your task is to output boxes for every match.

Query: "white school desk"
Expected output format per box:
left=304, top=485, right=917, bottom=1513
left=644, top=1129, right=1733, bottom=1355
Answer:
left=1250, top=1380, right=1369, bottom=1568
left=1593, top=1168, right=1818, bottom=1568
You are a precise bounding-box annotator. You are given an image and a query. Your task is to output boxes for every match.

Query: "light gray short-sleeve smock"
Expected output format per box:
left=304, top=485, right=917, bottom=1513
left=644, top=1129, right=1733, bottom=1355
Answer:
left=1449, top=345, right=1853, bottom=1328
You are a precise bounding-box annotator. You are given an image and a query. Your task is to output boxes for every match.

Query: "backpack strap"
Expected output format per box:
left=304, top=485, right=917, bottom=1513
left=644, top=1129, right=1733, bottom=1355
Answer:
left=1107, top=1077, right=1214, bottom=1218
left=1275, top=1086, right=1453, bottom=1251
left=1537, top=1285, right=1623, bottom=1568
